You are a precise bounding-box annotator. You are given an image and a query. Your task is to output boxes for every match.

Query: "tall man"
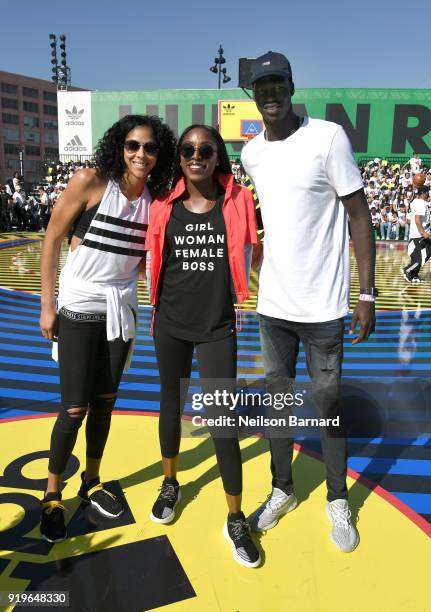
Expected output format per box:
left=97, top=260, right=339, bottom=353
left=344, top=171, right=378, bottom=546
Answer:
left=241, top=52, right=376, bottom=553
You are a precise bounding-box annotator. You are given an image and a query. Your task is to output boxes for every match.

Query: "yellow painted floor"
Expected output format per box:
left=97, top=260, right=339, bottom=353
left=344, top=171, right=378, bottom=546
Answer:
left=0, top=416, right=429, bottom=612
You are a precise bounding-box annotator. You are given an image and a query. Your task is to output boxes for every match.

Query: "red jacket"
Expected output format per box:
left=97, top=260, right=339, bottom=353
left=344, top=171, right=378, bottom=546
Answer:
left=145, top=172, right=258, bottom=309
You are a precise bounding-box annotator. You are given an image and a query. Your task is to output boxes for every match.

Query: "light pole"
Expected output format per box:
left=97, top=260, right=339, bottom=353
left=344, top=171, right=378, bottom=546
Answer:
left=49, top=33, right=71, bottom=89
left=18, top=146, right=24, bottom=180
left=209, top=44, right=231, bottom=89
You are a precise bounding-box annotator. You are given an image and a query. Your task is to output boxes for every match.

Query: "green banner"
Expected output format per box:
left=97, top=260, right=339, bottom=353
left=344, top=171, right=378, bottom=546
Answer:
left=91, top=88, right=431, bottom=160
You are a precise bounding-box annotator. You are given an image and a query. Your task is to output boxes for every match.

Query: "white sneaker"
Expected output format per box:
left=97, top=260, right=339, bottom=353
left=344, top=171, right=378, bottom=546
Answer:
left=326, top=499, right=359, bottom=552
left=249, top=488, right=297, bottom=532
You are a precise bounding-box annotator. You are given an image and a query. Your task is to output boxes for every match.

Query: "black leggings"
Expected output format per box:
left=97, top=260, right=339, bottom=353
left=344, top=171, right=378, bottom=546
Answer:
left=153, top=321, right=242, bottom=496
left=48, top=311, right=131, bottom=475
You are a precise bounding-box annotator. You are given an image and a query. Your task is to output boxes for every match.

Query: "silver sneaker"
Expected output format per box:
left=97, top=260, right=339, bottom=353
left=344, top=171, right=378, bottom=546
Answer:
left=326, top=499, right=359, bottom=552
left=249, top=487, right=297, bottom=532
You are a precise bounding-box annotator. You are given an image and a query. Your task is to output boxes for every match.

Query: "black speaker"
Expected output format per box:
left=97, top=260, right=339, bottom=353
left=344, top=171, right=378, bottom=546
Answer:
left=238, top=57, right=255, bottom=89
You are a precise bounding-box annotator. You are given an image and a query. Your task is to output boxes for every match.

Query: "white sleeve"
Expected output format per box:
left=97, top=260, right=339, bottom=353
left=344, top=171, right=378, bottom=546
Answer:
left=240, top=146, right=249, bottom=175
left=413, top=201, right=426, bottom=216
left=325, top=127, right=364, bottom=198
left=240, top=146, right=258, bottom=192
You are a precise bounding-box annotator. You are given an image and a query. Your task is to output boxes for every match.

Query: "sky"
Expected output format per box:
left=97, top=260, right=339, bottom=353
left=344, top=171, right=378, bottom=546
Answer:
left=2, top=0, right=431, bottom=92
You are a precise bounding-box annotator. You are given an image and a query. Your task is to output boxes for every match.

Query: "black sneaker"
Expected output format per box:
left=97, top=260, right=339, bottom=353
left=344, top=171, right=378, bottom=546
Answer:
left=77, top=472, right=124, bottom=518
left=400, top=266, right=414, bottom=283
left=223, top=511, right=261, bottom=568
left=149, top=477, right=181, bottom=524
left=40, top=492, right=66, bottom=543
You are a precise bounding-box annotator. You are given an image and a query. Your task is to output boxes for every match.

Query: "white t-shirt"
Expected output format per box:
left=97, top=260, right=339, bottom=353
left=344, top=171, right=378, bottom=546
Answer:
left=409, top=157, right=422, bottom=174
left=401, top=175, right=412, bottom=188
left=370, top=211, right=381, bottom=227
left=409, top=198, right=428, bottom=239
left=241, top=117, right=363, bottom=323
left=13, top=191, right=25, bottom=205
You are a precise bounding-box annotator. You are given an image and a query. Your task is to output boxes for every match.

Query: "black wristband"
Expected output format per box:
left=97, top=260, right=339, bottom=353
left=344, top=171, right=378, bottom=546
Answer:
left=359, top=287, right=379, bottom=297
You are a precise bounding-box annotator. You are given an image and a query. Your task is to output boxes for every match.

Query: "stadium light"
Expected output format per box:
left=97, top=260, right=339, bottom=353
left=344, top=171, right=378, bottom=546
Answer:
left=49, top=34, right=58, bottom=84
left=48, top=33, right=72, bottom=89
left=59, top=35, right=67, bottom=67
left=209, top=44, right=232, bottom=89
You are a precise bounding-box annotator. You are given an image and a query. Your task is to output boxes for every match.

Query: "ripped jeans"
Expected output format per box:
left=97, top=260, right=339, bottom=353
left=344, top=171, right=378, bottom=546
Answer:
left=258, top=313, right=347, bottom=501
left=48, top=310, right=131, bottom=475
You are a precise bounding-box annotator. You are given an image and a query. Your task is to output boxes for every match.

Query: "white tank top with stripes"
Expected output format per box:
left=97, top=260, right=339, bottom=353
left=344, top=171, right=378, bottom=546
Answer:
left=57, top=180, right=149, bottom=344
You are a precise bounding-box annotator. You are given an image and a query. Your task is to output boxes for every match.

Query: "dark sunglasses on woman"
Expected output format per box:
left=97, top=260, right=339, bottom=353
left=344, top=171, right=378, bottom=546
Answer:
left=124, top=140, right=160, bottom=156
left=179, top=143, right=216, bottom=160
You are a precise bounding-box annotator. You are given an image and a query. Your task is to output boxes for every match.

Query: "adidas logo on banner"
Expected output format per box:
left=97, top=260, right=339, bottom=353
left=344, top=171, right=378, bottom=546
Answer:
left=222, top=103, right=235, bottom=115
left=64, top=134, right=86, bottom=152
left=65, top=105, right=84, bottom=126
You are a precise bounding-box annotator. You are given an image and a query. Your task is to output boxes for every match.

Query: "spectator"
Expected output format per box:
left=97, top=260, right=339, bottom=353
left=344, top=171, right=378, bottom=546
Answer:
left=24, top=197, right=40, bottom=231
left=401, top=171, right=412, bottom=189
left=370, top=205, right=381, bottom=239
left=398, top=204, right=409, bottom=241
left=380, top=205, right=391, bottom=240
left=389, top=209, right=400, bottom=240
left=12, top=171, right=22, bottom=191
left=5, top=179, right=14, bottom=197
left=12, top=185, right=26, bottom=230
left=38, top=187, right=51, bottom=231
left=409, top=153, right=422, bottom=175
left=364, top=179, right=380, bottom=199
left=0, top=184, right=11, bottom=231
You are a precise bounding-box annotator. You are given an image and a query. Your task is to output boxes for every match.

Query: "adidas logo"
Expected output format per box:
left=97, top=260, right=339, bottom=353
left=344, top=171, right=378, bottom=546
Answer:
left=65, top=105, right=84, bottom=126
left=64, top=134, right=86, bottom=152
left=67, top=135, right=83, bottom=146
left=66, top=106, right=84, bottom=119
left=222, top=103, right=235, bottom=115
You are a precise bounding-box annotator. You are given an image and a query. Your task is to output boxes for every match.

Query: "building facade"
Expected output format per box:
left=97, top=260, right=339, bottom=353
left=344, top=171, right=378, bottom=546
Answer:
left=0, top=71, right=85, bottom=187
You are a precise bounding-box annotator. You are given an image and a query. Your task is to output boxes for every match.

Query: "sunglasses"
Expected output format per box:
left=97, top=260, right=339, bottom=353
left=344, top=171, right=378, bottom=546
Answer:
left=179, top=143, right=216, bottom=160
left=124, top=140, right=159, bottom=156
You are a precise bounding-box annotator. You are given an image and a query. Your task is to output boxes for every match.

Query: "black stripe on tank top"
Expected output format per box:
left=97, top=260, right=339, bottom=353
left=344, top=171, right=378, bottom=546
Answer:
left=94, top=213, right=147, bottom=230
left=87, top=226, right=146, bottom=244
left=81, top=239, right=145, bottom=258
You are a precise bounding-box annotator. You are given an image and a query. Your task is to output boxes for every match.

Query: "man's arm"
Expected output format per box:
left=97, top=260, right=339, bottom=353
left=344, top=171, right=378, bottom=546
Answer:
left=341, top=188, right=376, bottom=345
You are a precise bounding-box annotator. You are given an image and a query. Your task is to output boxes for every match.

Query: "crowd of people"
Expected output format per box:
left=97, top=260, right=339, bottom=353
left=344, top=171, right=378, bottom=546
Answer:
left=361, top=155, right=431, bottom=241
left=1, top=154, right=430, bottom=241
left=0, top=161, right=93, bottom=232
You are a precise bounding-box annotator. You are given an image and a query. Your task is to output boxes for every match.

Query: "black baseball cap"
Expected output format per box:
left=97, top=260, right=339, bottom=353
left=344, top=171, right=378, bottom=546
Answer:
left=417, top=185, right=429, bottom=195
left=250, top=51, right=292, bottom=84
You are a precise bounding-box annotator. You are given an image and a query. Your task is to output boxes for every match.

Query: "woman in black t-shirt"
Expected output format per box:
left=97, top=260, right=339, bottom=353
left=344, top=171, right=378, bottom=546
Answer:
left=146, top=125, right=261, bottom=568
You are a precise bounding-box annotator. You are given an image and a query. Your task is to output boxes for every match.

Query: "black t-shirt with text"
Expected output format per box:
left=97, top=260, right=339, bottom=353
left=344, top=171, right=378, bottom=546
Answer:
left=156, top=194, right=235, bottom=341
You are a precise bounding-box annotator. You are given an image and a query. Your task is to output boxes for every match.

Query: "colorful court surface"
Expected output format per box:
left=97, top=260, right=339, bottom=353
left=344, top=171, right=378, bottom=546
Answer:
left=0, top=235, right=430, bottom=612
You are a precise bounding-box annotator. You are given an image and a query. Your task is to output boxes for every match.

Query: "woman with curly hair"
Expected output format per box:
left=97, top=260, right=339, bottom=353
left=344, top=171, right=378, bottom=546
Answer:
left=39, top=115, right=175, bottom=543
left=146, top=125, right=261, bottom=568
